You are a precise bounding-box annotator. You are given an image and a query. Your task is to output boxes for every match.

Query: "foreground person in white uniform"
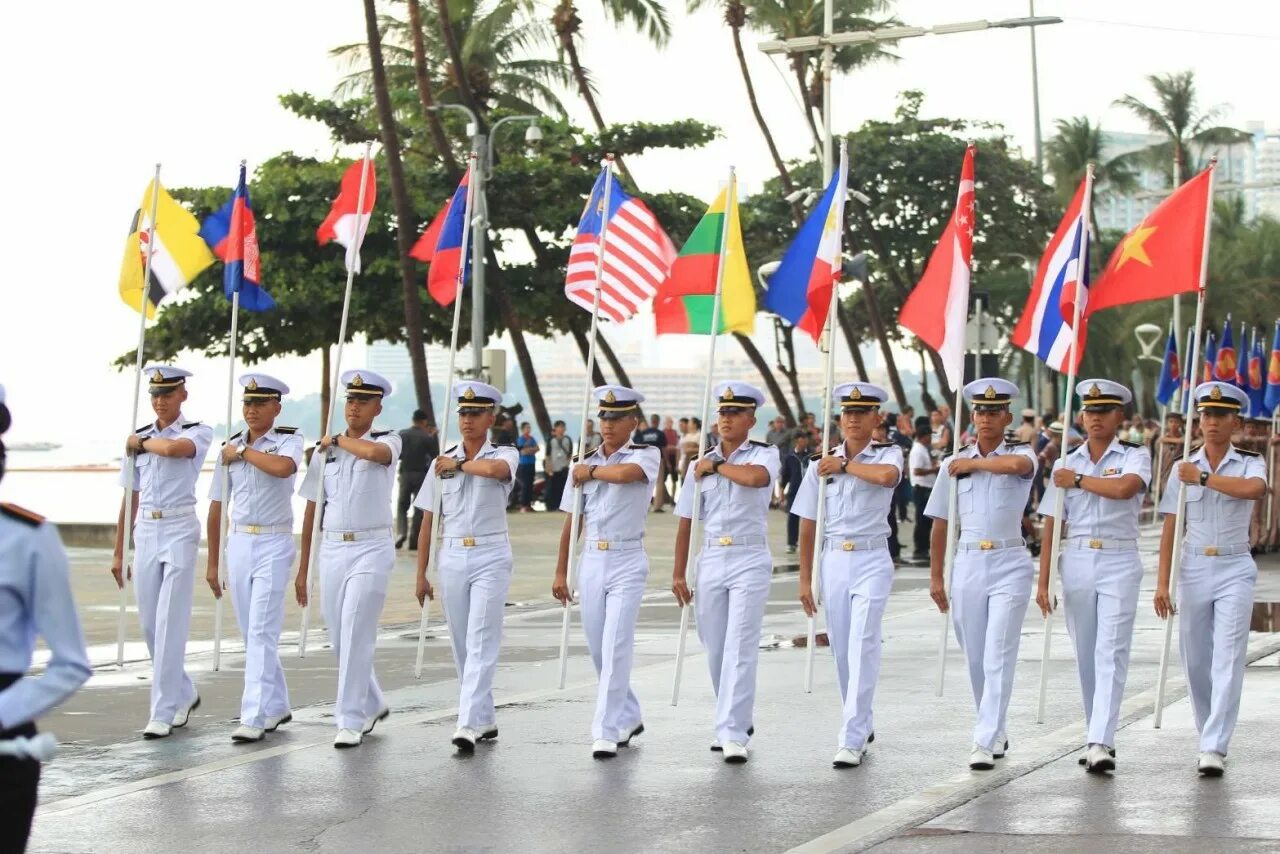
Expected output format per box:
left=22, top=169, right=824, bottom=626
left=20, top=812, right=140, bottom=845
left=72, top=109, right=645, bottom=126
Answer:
left=925, top=379, right=1037, bottom=771
left=415, top=382, right=518, bottom=752
left=296, top=370, right=401, bottom=748
left=553, top=386, right=660, bottom=759
left=207, top=373, right=302, bottom=743
left=794, top=382, right=902, bottom=769
left=1037, top=379, right=1150, bottom=773
left=673, top=382, right=779, bottom=764
left=113, top=366, right=213, bottom=739
left=1154, top=381, right=1266, bottom=777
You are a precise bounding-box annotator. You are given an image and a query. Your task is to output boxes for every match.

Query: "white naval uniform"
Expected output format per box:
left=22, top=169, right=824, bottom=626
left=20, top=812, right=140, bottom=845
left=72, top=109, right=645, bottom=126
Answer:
left=924, top=440, right=1038, bottom=751
left=1158, top=445, right=1265, bottom=755
left=209, top=426, right=303, bottom=729
left=1040, top=438, right=1151, bottom=748
left=559, top=443, right=661, bottom=742
left=298, top=429, right=401, bottom=731
left=118, top=414, right=213, bottom=724
left=415, top=441, right=519, bottom=731
left=676, top=440, right=780, bottom=746
left=792, top=441, right=903, bottom=750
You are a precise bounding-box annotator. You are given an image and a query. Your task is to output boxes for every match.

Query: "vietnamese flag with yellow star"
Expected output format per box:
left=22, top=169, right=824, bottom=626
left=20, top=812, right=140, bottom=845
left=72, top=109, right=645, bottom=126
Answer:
left=1085, top=165, right=1214, bottom=316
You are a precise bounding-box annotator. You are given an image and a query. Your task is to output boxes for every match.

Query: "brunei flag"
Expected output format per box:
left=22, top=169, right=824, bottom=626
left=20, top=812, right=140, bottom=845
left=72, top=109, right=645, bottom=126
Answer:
left=653, top=179, right=754, bottom=335
left=119, top=180, right=216, bottom=318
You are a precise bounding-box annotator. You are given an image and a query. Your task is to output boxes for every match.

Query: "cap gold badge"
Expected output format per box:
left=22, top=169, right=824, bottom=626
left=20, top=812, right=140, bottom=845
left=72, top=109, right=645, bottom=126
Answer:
left=463, top=387, right=476, bottom=400
left=1088, top=383, right=1101, bottom=398
left=984, top=385, right=996, bottom=399
left=352, top=374, right=364, bottom=387
left=604, top=390, right=617, bottom=404
left=1210, top=385, right=1223, bottom=401
left=152, top=369, right=164, bottom=383
left=851, top=387, right=862, bottom=400
left=247, top=378, right=258, bottom=391
left=721, top=387, right=735, bottom=401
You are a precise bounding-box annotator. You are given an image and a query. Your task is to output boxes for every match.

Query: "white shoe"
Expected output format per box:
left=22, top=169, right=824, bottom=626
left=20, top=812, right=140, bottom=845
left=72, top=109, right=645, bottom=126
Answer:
left=171, top=695, right=201, bottom=728
left=334, top=728, right=363, bottom=748
left=264, top=712, right=293, bottom=732
left=968, top=746, right=995, bottom=770
left=592, top=739, right=618, bottom=759
left=1197, top=751, right=1225, bottom=777
left=619, top=722, right=645, bottom=747
left=479, top=725, right=499, bottom=742
left=142, top=720, right=172, bottom=739
left=709, top=739, right=722, bottom=752
left=231, top=725, right=265, bottom=743
left=452, top=726, right=481, bottom=752
left=833, top=747, right=863, bottom=768
left=362, top=707, right=390, bottom=735
left=721, top=741, right=748, bottom=763
left=1085, top=743, right=1115, bottom=773
left=993, top=735, right=1009, bottom=759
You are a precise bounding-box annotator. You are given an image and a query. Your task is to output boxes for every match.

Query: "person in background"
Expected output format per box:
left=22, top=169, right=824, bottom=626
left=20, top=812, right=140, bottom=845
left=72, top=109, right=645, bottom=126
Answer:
left=930, top=409, right=953, bottom=457
left=780, top=431, right=811, bottom=553
left=544, top=420, right=573, bottom=514
left=897, top=407, right=915, bottom=439
left=663, top=416, right=680, bottom=503
left=886, top=412, right=912, bottom=522
left=871, top=423, right=901, bottom=560
left=396, top=410, right=439, bottom=550
left=909, top=424, right=939, bottom=561
left=766, top=416, right=791, bottom=509
left=1015, top=409, right=1038, bottom=444
left=679, top=417, right=702, bottom=486
left=583, top=418, right=603, bottom=455
left=633, top=413, right=669, bottom=512
left=515, top=422, right=539, bottom=512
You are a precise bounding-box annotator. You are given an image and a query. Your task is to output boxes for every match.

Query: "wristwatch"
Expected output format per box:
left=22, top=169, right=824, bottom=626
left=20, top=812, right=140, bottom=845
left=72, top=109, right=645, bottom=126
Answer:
left=1073, top=473, right=1084, bottom=489
left=1199, top=470, right=1210, bottom=486
left=331, top=434, right=342, bottom=448
left=842, top=459, right=852, bottom=474
left=711, top=459, right=725, bottom=475
left=588, top=464, right=598, bottom=480
left=235, top=444, right=248, bottom=460
left=137, top=436, right=148, bottom=454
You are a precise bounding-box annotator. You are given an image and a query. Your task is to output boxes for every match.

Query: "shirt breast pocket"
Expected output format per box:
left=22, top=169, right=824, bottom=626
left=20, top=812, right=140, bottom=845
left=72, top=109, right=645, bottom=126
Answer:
left=696, top=475, right=721, bottom=518
left=1184, top=485, right=1206, bottom=521
left=352, top=459, right=381, bottom=493
left=824, top=477, right=845, bottom=518
left=994, top=475, right=1025, bottom=510
left=956, top=476, right=976, bottom=514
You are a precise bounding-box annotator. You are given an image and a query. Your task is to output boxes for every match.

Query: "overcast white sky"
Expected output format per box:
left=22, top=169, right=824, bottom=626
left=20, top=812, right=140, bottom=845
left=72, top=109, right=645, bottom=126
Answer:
left=4, top=0, right=1280, bottom=442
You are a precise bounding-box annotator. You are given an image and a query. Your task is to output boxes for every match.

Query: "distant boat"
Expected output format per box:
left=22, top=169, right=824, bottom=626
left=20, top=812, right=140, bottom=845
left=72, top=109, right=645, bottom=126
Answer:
left=8, top=441, right=61, bottom=452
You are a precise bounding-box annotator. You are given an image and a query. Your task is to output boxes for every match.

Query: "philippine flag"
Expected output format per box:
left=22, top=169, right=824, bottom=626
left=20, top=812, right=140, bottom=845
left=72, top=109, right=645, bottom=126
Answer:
left=200, top=164, right=273, bottom=312
left=317, top=158, right=377, bottom=274
left=765, top=146, right=848, bottom=341
left=1010, top=177, right=1091, bottom=373
left=412, top=168, right=472, bottom=307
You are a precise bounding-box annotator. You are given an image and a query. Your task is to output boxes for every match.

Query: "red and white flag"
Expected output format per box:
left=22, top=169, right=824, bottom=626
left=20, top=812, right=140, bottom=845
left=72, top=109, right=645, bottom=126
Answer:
left=898, top=145, right=975, bottom=389
left=317, top=158, right=377, bottom=274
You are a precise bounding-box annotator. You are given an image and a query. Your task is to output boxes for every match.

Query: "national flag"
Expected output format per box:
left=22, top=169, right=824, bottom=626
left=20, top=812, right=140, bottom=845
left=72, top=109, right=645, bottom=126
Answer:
left=1214, top=317, right=1237, bottom=382
left=654, top=180, right=754, bottom=335
left=1086, top=165, right=1213, bottom=316
left=1247, top=329, right=1266, bottom=416
left=1201, top=331, right=1216, bottom=384
left=900, top=146, right=976, bottom=389
left=199, top=164, right=273, bottom=312
left=118, top=179, right=216, bottom=318
left=765, top=147, right=848, bottom=341
left=566, top=166, right=676, bottom=323
left=1265, top=320, right=1280, bottom=415
left=1155, top=325, right=1181, bottom=407
left=413, top=169, right=471, bottom=307
left=1011, top=175, right=1092, bottom=373
left=317, top=158, right=377, bottom=274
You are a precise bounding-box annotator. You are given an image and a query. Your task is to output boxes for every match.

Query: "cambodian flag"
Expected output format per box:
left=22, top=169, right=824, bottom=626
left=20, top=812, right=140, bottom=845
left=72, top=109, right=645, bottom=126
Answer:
left=766, top=146, right=848, bottom=342
left=412, top=168, right=471, bottom=307
left=1214, top=317, right=1237, bottom=382
left=1155, top=325, right=1181, bottom=408
left=1247, top=329, right=1266, bottom=417
left=1265, top=320, right=1280, bottom=416
left=200, top=163, right=273, bottom=311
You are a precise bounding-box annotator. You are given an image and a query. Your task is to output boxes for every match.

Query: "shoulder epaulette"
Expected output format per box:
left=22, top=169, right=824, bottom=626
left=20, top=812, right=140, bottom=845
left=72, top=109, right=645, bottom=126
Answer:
left=943, top=443, right=971, bottom=459
left=1119, top=439, right=1143, bottom=449
left=809, top=452, right=824, bottom=461
left=704, top=444, right=718, bottom=454
left=1004, top=439, right=1028, bottom=447
left=444, top=444, right=459, bottom=455
left=225, top=430, right=244, bottom=443
left=0, top=503, right=44, bottom=527
left=871, top=441, right=895, bottom=449
left=371, top=430, right=391, bottom=438
left=1236, top=446, right=1261, bottom=457
left=493, top=442, right=515, bottom=448
left=182, top=421, right=203, bottom=429
left=135, top=423, right=153, bottom=434
left=275, top=426, right=297, bottom=434
left=627, top=443, right=648, bottom=450
left=748, top=439, right=770, bottom=447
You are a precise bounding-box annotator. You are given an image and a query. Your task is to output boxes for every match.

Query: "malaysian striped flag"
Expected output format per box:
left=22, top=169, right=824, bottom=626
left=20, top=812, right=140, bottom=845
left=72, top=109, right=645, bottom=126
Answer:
left=565, top=166, right=676, bottom=323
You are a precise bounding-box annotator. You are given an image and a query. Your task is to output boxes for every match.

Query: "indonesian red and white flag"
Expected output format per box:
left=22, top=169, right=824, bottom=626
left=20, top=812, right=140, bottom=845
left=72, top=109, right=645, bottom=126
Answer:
left=898, top=145, right=975, bottom=389
left=317, top=158, right=377, bottom=274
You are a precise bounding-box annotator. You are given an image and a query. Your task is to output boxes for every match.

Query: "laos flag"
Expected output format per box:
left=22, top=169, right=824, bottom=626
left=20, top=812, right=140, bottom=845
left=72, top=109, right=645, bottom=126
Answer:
left=200, top=164, right=273, bottom=312
left=411, top=168, right=471, bottom=307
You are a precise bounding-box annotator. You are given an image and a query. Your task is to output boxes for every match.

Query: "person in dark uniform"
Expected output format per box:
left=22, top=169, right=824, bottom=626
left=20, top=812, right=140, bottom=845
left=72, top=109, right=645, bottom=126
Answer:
left=780, top=431, right=811, bottom=553
left=0, top=383, right=92, bottom=851
left=395, top=410, right=439, bottom=550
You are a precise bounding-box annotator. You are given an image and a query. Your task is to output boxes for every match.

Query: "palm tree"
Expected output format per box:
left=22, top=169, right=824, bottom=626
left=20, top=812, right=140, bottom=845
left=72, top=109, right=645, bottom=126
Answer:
left=1044, top=116, right=1138, bottom=206
left=405, top=0, right=462, bottom=178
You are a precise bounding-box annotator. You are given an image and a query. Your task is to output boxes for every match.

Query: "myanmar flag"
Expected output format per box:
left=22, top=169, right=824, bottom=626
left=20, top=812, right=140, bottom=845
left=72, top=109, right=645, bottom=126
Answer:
left=119, top=180, right=215, bottom=318
left=653, top=182, right=754, bottom=335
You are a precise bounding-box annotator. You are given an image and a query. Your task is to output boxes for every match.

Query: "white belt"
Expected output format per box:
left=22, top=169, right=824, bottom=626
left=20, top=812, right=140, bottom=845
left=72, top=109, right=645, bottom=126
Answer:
left=139, top=505, right=195, bottom=520
left=704, top=534, right=767, bottom=547
left=444, top=534, right=509, bottom=548
left=957, top=537, right=1026, bottom=552
left=232, top=523, right=292, bottom=535
left=823, top=536, right=889, bottom=552
left=323, top=527, right=392, bottom=543
left=582, top=538, right=643, bottom=552
left=1066, top=537, right=1137, bottom=551
left=1184, top=543, right=1251, bottom=557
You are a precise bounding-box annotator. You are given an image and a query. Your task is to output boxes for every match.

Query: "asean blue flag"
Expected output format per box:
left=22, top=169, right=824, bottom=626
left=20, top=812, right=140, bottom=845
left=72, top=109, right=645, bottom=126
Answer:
left=1265, top=320, right=1280, bottom=415
left=1155, top=325, right=1181, bottom=407
left=1247, top=330, right=1266, bottom=417
left=199, top=164, right=274, bottom=311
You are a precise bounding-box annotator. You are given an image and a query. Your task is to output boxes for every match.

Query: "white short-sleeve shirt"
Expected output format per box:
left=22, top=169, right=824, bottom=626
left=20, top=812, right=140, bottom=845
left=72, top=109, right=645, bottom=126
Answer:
left=924, top=441, right=1037, bottom=540
left=413, top=441, right=519, bottom=538
left=675, top=439, right=780, bottom=540
left=209, top=426, right=304, bottom=527
left=1157, top=445, right=1266, bottom=547
left=298, top=429, right=402, bottom=531
left=118, top=413, right=214, bottom=512
left=559, top=443, right=661, bottom=542
left=1039, top=437, right=1151, bottom=540
left=791, top=441, right=903, bottom=539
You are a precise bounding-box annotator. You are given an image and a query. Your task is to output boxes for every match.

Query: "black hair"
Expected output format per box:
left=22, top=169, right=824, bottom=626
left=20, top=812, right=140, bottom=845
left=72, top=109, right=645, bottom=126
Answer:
left=412, top=409, right=428, bottom=422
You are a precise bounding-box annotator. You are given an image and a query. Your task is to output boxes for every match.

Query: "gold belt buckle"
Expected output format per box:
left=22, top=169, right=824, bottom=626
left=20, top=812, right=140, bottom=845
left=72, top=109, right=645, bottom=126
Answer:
left=1205, top=546, right=1219, bottom=557
left=597, top=541, right=610, bottom=551
left=980, top=540, right=994, bottom=551
left=149, top=510, right=163, bottom=520
left=342, top=532, right=355, bottom=542
left=841, top=541, right=854, bottom=552
left=462, top=536, right=476, bottom=547
left=245, top=524, right=261, bottom=535
left=1088, top=538, right=1103, bottom=549
left=718, top=536, right=733, bottom=546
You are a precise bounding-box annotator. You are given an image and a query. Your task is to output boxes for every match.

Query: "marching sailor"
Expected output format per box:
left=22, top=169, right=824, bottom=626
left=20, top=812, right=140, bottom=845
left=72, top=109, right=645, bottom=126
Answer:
left=112, top=366, right=212, bottom=739
left=206, top=373, right=302, bottom=743
left=414, top=382, right=518, bottom=753
left=552, top=386, right=660, bottom=759
left=672, top=382, right=779, bottom=764
left=1154, top=381, right=1266, bottom=776
left=1036, top=379, right=1151, bottom=773
left=794, top=382, right=903, bottom=769
left=924, top=379, right=1038, bottom=770
left=295, top=370, right=400, bottom=748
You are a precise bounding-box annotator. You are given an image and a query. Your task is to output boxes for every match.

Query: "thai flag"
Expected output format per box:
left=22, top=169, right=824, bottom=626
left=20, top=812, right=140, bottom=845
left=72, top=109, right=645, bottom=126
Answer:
left=1011, top=177, right=1090, bottom=373
left=1265, top=320, right=1280, bottom=416
left=1155, top=325, right=1181, bottom=408
left=411, top=168, right=471, bottom=306
left=766, top=146, right=848, bottom=341
left=200, top=164, right=273, bottom=311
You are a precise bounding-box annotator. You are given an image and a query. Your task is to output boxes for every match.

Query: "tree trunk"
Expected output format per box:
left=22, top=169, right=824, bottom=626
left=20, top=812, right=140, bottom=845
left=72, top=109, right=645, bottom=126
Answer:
left=776, top=322, right=806, bottom=419
left=733, top=332, right=796, bottom=426
left=487, top=252, right=552, bottom=440
left=858, top=279, right=908, bottom=410
left=406, top=0, right=461, bottom=181
left=364, top=0, right=433, bottom=424
left=791, top=56, right=823, bottom=151
left=919, top=349, right=938, bottom=414
left=554, top=3, right=631, bottom=182
left=597, top=329, right=633, bottom=388
left=836, top=302, right=869, bottom=382
left=434, top=0, right=487, bottom=132
left=571, top=322, right=607, bottom=387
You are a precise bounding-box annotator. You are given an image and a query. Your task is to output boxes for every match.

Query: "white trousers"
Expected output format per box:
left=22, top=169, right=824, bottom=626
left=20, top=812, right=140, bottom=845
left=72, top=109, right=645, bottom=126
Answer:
left=227, top=532, right=294, bottom=728
left=1060, top=549, right=1143, bottom=748
left=577, top=548, right=647, bottom=742
left=695, top=545, right=772, bottom=745
left=439, top=542, right=512, bottom=730
left=319, top=538, right=394, bottom=730
left=821, top=548, right=893, bottom=750
left=950, top=548, right=1034, bottom=751
left=1177, top=554, right=1256, bottom=755
left=133, top=515, right=200, bottom=723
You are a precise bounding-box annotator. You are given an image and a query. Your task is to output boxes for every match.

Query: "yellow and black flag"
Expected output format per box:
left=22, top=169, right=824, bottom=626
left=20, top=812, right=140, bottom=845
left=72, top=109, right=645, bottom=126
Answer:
left=118, top=179, right=214, bottom=317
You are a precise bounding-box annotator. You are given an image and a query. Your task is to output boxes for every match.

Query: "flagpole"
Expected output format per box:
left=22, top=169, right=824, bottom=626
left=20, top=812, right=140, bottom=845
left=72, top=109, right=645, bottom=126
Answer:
left=933, top=306, right=969, bottom=696
left=1152, top=319, right=1175, bottom=519
left=1154, top=160, right=1217, bottom=728
left=299, top=141, right=374, bottom=658
left=116, top=163, right=162, bottom=669
left=414, top=151, right=479, bottom=679
left=213, top=292, right=240, bottom=671
left=1035, top=163, right=1095, bottom=724
left=804, top=142, right=848, bottom=694
left=671, top=166, right=736, bottom=706
left=555, top=157, right=616, bottom=689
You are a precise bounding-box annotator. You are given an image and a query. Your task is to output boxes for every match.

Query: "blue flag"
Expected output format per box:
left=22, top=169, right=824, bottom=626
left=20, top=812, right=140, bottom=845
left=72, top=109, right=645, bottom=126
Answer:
left=1248, top=329, right=1266, bottom=417
left=199, top=165, right=274, bottom=312
left=1265, top=320, right=1280, bottom=416
left=1155, top=325, right=1181, bottom=407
